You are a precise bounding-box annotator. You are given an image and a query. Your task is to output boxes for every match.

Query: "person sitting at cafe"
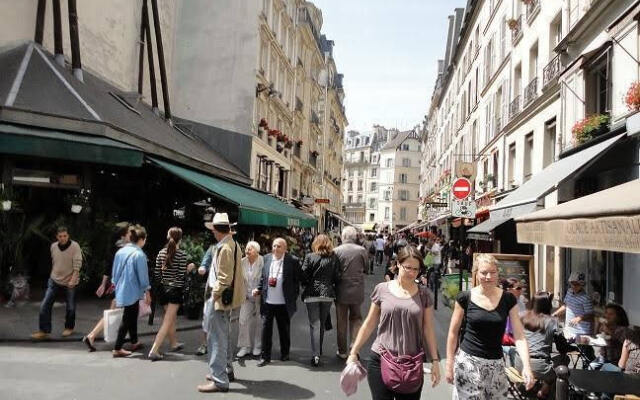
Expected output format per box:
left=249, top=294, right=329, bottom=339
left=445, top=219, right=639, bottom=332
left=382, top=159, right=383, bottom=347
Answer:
left=515, top=292, right=558, bottom=400
left=590, top=304, right=630, bottom=371
left=619, top=327, right=640, bottom=374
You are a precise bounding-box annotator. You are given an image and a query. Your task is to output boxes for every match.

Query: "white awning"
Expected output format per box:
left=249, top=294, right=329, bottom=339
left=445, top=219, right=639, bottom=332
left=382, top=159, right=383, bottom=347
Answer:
left=516, top=180, right=640, bottom=253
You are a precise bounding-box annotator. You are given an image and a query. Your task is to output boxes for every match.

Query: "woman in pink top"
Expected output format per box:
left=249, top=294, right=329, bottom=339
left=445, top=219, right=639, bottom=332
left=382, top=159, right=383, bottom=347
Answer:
left=347, top=245, right=441, bottom=399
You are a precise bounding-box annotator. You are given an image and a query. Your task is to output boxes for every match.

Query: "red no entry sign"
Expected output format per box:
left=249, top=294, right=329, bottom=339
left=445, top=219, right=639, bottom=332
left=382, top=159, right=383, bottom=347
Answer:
left=452, top=177, right=472, bottom=200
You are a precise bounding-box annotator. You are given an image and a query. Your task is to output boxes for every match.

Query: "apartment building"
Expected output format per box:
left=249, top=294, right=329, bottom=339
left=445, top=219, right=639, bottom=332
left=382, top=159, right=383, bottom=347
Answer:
left=342, top=131, right=374, bottom=226
left=423, top=0, right=640, bottom=323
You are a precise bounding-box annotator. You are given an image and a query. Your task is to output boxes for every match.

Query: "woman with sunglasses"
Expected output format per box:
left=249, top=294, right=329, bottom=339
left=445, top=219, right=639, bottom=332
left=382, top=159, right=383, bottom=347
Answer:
left=347, top=245, right=440, bottom=400
left=501, top=278, right=527, bottom=350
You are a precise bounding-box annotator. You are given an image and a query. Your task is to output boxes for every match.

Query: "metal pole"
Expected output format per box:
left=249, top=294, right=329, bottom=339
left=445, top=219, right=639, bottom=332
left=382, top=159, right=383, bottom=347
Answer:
left=34, top=0, right=46, bottom=44
left=142, top=0, right=158, bottom=112
left=52, top=0, right=64, bottom=66
left=150, top=0, right=171, bottom=122
left=554, top=365, right=569, bottom=400
left=67, top=0, right=83, bottom=81
left=137, top=1, right=146, bottom=96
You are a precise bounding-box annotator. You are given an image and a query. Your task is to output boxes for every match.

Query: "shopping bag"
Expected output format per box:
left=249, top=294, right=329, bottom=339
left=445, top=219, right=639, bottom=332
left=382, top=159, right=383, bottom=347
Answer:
left=340, top=360, right=367, bottom=396
left=104, top=308, right=124, bottom=343
left=138, top=300, right=151, bottom=319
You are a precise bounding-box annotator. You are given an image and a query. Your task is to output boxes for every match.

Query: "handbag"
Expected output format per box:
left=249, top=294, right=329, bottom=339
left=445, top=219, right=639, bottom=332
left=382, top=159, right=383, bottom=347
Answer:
left=380, top=349, right=425, bottom=394
left=220, top=241, right=239, bottom=306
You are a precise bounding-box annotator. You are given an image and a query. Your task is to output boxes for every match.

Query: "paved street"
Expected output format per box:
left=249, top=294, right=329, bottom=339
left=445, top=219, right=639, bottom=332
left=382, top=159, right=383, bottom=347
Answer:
left=0, top=267, right=453, bottom=400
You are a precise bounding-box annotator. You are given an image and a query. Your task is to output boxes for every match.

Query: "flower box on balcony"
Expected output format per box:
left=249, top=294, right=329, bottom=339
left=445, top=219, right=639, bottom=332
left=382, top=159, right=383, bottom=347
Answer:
left=571, top=114, right=609, bottom=145
left=625, top=81, right=640, bottom=112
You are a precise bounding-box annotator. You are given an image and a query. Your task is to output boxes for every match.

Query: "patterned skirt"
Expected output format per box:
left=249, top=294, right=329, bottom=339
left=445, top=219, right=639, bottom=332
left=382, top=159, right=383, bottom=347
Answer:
left=453, top=349, right=509, bottom=400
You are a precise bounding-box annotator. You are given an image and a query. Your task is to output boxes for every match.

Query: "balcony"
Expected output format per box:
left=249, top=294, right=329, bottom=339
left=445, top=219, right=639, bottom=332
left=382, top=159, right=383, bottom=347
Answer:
left=543, top=54, right=562, bottom=88
left=523, top=77, right=538, bottom=108
left=344, top=202, right=365, bottom=209
left=526, top=0, right=540, bottom=25
left=511, top=15, right=523, bottom=45
left=509, top=95, right=521, bottom=120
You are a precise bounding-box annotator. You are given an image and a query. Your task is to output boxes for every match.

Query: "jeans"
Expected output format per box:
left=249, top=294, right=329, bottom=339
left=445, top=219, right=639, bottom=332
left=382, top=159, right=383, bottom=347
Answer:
left=367, top=352, right=422, bottom=400
left=115, top=302, right=139, bottom=350
left=205, top=299, right=231, bottom=390
left=375, top=250, right=384, bottom=265
left=305, top=301, right=332, bottom=357
left=39, top=278, right=76, bottom=333
left=336, top=302, right=363, bottom=355
left=260, top=303, right=290, bottom=361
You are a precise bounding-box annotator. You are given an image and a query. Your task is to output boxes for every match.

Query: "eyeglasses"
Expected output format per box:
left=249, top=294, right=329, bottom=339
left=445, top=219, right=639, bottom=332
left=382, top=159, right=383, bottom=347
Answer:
left=513, top=286, right=523, bottom=291
left=400, top=264, right=420, bottom=272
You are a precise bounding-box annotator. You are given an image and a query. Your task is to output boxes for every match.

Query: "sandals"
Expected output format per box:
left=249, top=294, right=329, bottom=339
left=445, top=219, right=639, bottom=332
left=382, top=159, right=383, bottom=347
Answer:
left=82, top=336, right=96, bottom=352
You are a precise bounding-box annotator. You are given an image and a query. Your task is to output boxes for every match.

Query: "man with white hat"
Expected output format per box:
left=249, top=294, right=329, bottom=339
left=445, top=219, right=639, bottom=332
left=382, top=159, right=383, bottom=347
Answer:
left=197, top=213, right=245, bottom=393
left=552, top=271, right=594, bottom=340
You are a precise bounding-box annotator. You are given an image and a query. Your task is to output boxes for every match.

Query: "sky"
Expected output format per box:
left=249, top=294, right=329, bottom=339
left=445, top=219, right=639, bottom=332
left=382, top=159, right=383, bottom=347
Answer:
left=311, top=0, right=466, bottom=133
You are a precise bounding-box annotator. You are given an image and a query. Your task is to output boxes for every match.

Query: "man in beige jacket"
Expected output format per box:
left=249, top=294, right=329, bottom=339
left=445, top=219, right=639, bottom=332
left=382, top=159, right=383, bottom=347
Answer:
left=31, top=226, right=82, bottom=340
left=197, top=213, right=245, bottom=393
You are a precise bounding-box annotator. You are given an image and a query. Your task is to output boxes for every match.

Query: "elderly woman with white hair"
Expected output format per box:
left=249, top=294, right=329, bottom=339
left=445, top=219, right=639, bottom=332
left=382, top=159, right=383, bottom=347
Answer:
left=236, top=241, right=264, bottom=358
left=334, top=226, right=368, bottom=359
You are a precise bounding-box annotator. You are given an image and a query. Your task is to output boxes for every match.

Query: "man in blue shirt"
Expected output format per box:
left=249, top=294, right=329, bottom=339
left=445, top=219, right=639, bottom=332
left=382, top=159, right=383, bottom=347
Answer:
left=552, top=271, right=594, bottom=339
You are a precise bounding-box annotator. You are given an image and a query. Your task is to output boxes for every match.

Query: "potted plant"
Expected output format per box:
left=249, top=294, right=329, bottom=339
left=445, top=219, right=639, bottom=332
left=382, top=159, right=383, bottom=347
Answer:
left=69, top=188, right=91, bottom=214
left=625, top=81, right=640, bottom=112
left=284, top=139, right=293, bottom=149
left=571, top=114, right=610, bottom=145
left=507, top=18, right=519, bottom=30
left=259, top=118, right=269, bottom=128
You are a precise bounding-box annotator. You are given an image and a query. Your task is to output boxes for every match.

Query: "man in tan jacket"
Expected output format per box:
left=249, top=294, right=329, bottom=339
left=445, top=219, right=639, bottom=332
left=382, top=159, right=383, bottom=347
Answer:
left=197, top=213, right=245, bottom=393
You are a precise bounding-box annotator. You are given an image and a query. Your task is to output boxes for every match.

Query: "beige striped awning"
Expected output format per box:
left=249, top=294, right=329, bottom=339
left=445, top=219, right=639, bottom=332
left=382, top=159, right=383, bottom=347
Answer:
left=515, top=180, right=640, bottom=253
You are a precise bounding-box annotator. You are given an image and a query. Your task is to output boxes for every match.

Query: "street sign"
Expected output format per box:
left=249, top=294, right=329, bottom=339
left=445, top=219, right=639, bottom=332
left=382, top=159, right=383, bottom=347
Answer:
left=315, top=198, right=330, bottom=204
left=451, top=199, right=476, bottom=218
left=452, top=177, right=472, bottom=200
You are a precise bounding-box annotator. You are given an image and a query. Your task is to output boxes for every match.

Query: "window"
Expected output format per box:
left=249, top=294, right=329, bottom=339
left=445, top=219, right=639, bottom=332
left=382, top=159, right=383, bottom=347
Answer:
left=349, top=169, right=354, bottom=177
left=543, top=118, right=557, bottom=168
left=369, top=198, right=376, bottom=208
left=348, top=181, right=353, bottom=191
left=399, top=173, right=408, bottom=184
left=385, top=158, right=393, bottom=168
left=369, top=213, right=375, bottom=222
left=400, top=207, right=407, bottom=221
left=348, top=195, right=353, bottom=204
left=585, top=48, right=612, bottom=115
left=508, top=143, right=516, bottom=188
left=384, top=207, right=390, bottom=220
left=371, top=168, right=377, bottom=177
left=492, top=151, right=500, bottom=189
left=357, top=180, right=363, bottom=191
left=357, top=195, right=363, bottom=203
left=384, top=190, right=391, bottom=201
left=399, top=190, right=409, bottom=201
left=524, top=133, right=533, bottom=182
left=402, top=158, right=411, bottom=167
left=370, top=182, right=377, bottom=192
left=401, top=143, right=410, bottom=151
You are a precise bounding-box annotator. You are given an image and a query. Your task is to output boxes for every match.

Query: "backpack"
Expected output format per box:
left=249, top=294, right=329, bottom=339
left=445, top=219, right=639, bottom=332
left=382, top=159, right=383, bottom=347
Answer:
left=368, top=242, right=377, bottom=255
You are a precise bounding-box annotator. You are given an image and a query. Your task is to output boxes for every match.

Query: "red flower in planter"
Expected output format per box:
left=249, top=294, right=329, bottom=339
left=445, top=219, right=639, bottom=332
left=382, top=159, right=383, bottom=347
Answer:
left=571, top=114, right=609, bottom=145
left=259, top=118, right=269, bottom=128
left=625, top=82, right=640, bottom=111
left=268, top=129, right=278, bottom=137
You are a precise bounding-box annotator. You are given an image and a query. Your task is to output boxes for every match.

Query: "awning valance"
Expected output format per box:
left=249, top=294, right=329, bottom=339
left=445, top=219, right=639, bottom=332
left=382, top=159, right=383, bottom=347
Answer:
left=516, top=180, right=640, bottom=253
left=150, top=158, right=316, bottom=228
left=327, top=211, right=352, bottom=226
left=397, top=221, right=420, bottom=233
left=466, top=217, right=512, bottom=241
left=490, top=134, right=625, bottom=219
left=361, top=223, right=377, bottom=232
left=0, top=123, right=143, bottom=167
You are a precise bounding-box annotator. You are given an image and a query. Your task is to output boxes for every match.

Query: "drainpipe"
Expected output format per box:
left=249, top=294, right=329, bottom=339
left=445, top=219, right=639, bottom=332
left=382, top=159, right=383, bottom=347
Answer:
left=137, top=1, right=146, bottom=96
left=67, top=0, right=83, bottom=81
left=150, top=0, right=171, bottom=123
left=34, top=0, right=46, bottom=45
left=52, top=0, right=64, bottom=66
left=142, top=0, right=159, bottom=113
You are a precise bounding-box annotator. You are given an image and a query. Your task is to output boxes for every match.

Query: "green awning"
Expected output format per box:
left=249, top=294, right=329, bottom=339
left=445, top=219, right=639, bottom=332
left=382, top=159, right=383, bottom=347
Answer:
left=0, top=123, right=143, bottom=167
left=150, top=157, right=317, bottom=228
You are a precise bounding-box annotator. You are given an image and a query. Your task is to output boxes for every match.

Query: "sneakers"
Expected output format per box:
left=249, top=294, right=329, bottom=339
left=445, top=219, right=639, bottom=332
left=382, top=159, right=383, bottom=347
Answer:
left=61, top=329, right=74, bottom=337
left=252, top=347, right=262, bottom=357
left=195, top=344, right=208, bottom=356
left=311, top=356, right=320, bottom=367
left=236, top=347, right=250, bottom=358
left=30, top=331, right=50, bottom=341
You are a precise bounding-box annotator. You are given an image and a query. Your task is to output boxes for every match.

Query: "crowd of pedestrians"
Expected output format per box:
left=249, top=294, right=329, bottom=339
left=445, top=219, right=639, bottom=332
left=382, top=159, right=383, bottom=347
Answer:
left=29, top=221, right=639, bottom=398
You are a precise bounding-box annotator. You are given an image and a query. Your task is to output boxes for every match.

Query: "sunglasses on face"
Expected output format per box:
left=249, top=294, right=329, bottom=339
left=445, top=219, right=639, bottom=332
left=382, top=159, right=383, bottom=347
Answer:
left=513, top=286, right=523, bottom=290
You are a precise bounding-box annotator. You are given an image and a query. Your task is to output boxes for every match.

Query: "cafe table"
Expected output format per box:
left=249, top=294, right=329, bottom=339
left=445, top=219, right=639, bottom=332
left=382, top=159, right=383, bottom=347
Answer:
left=569, top=369, right=640, bottom=396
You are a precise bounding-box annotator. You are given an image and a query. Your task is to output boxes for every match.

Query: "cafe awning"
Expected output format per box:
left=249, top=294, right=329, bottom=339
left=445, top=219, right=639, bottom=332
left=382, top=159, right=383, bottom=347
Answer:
left=362, top=223, right=377, bottom=232
left=0, top=122, right=143, bottom=167
left=490, top=134, right=625, bottom=219
left=466, top=217, right=512, bottom=241
left=516, top=180, right=640, bottom=253
left=150, top=157, right=317, bottom=228
left=397, top=221, right=420, bottom=233
left=327, top=210, right=352, bottom=226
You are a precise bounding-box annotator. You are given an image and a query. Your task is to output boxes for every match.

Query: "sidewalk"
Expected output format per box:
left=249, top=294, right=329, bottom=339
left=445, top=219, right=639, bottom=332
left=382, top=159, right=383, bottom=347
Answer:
left=0, top=296, right=202, bottom=342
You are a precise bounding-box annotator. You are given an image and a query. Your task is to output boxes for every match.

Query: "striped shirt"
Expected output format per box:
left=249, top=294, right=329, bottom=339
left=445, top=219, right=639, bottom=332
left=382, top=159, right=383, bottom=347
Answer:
left=155, top=248, right=188, bottom=288
left=563, top=288, right=593, bottom=337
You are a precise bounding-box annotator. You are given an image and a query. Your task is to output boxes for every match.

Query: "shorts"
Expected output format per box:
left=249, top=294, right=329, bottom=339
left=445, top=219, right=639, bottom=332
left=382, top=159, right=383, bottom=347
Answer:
left=158, top=286, right=184, bottom=306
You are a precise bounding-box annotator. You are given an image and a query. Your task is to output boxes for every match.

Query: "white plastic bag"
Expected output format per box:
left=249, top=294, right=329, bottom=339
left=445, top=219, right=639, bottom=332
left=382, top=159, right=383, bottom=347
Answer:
left=104, top=308, right=124, bottom=343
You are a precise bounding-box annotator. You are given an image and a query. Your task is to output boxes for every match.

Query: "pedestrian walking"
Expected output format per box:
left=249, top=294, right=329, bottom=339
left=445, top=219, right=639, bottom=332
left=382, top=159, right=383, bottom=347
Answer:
left=255, top=238, right=300, bottom=367
left=445, top=253, right=534, bottom=399
left=197, top=213, right=245, bottom=393
left=31, top=226, right=83, bottom=340
left=375, top=234, right=385, bottom=266
left=347, top=245, right=441, bottom=400
left=148, top=227, right=191, bottom=361
left=334, top=226, right=367, bottom=360
left=301, top=234, right=340, bottom=367
left=111, top=225, right=151, bottom=357
left=365, top=235, right=376, bottom=274
left=82, top=223, right=130, bottom=351
left=236, top=241, right=264, bottom=358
